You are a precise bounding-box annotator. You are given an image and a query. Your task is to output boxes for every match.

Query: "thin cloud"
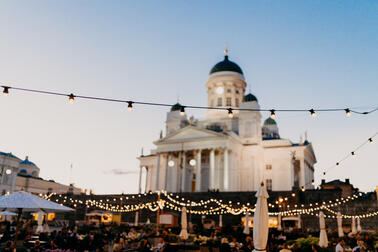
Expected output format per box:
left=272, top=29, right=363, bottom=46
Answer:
left=103, top=169, right=138, bottom=175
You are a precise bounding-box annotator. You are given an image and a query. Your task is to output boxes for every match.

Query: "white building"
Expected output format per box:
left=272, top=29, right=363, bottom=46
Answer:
left=0, top=152, right=81, bottom=195
left=138, top=53, right=316, bottom=193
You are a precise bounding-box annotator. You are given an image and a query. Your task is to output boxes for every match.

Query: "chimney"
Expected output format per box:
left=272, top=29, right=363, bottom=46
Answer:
left=321, top=179, right=325, bottom=185
left=345, top=179, right=350, bottom=184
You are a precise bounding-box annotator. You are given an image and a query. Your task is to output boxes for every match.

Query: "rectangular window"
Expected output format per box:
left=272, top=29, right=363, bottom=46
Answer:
left=236, top=90, right=239, bottom=94
left=226, top=97, right=232, bottom=106
left=266, top=179, right=272, bottom=190
left=235, top=98, right=239, bottom=107
left=227, top=89, right=232, bottom=93
left=266, top=164, right=272, bottom=170
left=217, top=97, right=222, bottom=106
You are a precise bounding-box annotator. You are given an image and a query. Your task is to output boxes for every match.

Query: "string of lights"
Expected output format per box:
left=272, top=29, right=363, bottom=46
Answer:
left=323, top=132, right=376, bottom=175
left=41, top=191, right=371, bottom=217
left=2, top=85, right=377, bottom=117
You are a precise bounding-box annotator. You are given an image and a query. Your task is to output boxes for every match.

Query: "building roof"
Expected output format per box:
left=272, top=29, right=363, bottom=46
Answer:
left=243, top=93, right=258, bottom=102
left=20, top=156, right=36, bottom=166
left=210, top=55, right=243, bottom=75
left=171, top=103, right=182, bottom=112
left=0, top=152, right=20, bottom=160
left=264, top=118, right=277, bottom=125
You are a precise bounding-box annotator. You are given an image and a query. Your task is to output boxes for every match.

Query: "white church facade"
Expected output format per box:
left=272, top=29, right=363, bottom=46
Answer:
left=138, top=53, right=316, bottom=193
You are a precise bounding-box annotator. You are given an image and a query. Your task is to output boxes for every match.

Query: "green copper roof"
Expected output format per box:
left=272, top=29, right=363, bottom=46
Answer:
left=243, top=93, right=258, bottom=102
left=264, top=117, right=277, bottom=125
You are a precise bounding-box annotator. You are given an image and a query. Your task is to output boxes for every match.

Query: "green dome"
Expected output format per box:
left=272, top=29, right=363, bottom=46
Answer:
left=210, top=55, right=243, bottom=75
left=243, top=93, right=258, bottom=102
left=264, top=118, right=277, bottom=125
left=171, top=103, right=182, bottom=111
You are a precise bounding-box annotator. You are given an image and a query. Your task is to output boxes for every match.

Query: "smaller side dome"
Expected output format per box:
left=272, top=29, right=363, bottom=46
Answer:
left=264, top=118, right=277, bottom=125
left=171, top=103, right=182, bottom=112
left=243, top=93, right=258, bottom=102
left=20, top=156, right=36, bottom=166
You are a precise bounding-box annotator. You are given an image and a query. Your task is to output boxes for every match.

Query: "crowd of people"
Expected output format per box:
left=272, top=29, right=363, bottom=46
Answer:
left=0, top=219, right=376, bottom=251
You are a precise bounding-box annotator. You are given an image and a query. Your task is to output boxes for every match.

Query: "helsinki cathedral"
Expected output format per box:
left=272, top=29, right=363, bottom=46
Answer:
left=138, top=51, right=316, bottom=193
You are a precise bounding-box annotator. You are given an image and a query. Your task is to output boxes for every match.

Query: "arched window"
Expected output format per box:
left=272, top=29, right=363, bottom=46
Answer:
left=31, top=171, right=38, bottom=177
left=19, top=169, right=27, bottom=175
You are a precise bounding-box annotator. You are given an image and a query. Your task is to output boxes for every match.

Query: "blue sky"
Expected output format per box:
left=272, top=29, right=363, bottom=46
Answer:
left=0, top=1, right=377, bottom=193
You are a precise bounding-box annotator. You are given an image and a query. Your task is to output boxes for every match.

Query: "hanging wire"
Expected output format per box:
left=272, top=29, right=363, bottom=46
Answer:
left=2, top=85, right=377, bottom=115
left=323, top=132, right=377, bottom=175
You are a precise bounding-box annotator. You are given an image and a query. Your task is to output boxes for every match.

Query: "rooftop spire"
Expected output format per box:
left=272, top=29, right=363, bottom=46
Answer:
left=224, top=42, right=228, bottom=56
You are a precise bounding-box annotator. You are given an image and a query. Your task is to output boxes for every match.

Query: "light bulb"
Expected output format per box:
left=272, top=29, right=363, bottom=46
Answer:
left=168, top=160, right=175, bottom=167
left=368, top=138, right=373, bottom=143
left=311, top=180, right=315, bottom=186
left=301, top=186, right=305, bottom=192
left=68, top=93, right=75, bottom=103
left=345, top=108, right=351, bottom=117
left=309, top=109, right=316, bottom=118
left=270, top=109, right=276, bottom=119
left=189, top=159, right=196, bottom=166
left=351, top=151, right=355, bottom=156
left=2, top=86, right=9, bottom=95
left=227, top=108, right=233, bottom=118
left=127, top=101, right=133, bottom=111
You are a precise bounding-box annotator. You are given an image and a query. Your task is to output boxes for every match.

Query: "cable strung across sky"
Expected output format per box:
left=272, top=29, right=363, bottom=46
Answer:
left=2, top=85, right=377, bottom=118
left=323, top=132, right=376, bottom=176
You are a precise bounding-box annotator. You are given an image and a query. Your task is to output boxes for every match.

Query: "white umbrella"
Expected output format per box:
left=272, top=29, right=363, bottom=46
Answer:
left=0, top=191, right=72, bottom=213
left=297, top=214, right=301, bottom=229
left=243, top=210, right=250, bottom=235
left=0, top=191, right=72, bottom=244
left=357, top=217, right=362, bottom=232
left=277, top=213, right=282, bottom=231
left=351, top=217, right=357, bottom=234
left=219, top=214, right=223, bottom=227
left=318, top=211, right=328, bottom=248
left=337, top=212, right=344, bottom=237
left=134, top=211, right=139, bottom=226
left=253, top=183, right=269, bottom=252
left=179, top=207, right=188, bottom=240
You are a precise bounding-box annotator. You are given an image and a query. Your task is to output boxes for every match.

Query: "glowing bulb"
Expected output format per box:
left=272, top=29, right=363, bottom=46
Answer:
left=5, top=169, right=11, bottom=175
left=368, top=138, right=373, bottom=143
left=270, top=109, right=276, bottom=119
left=227, top=108, right=233, bottom=118
left=291, top=193, right=295, bottom=197
left=309, top=109, right=316, bottom=118
left=127, top=101, right=133, bottom=111
left=180, top=106, right=185, bottom=116
left=345, top=108, right=351, bottom=117
left=168, top=160, right=175, bottom=167
left=311, top=179, right=315, bottom=186
left=301, top=186, right=305, bottom=192
left=68, top=93, right=75, bottom=103
left=2, top=86, right=9, bottom=95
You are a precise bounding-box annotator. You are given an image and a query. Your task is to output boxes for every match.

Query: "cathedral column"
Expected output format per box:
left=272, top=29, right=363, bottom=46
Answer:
left=181, top=152, right=186, bottom=192
left=155, top=153, right=161, bottom=191
left=209, top=149, right=215, bottom=189
left=195, top=150, right=202, bottom=192
left=145, top=167, right=150, bottom=192
left=223, top=149, right=229, bottom=191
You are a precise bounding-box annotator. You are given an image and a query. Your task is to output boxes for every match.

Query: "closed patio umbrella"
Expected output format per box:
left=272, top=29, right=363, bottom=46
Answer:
left=337, top=212, right=344, bottom=237
left=35, top=211, right=44, bottom=233
left=357, top=217, right=362, bottom=232
left=253, top=183, right=269, bottom=252
left=351, top=217, right=357, bottom=234
left=219, top=214, right=223, bottom=227
left=277, top=213, right=282, bottom=231
left=179, top=207, right=188, bottom=240
left=297, top=214, right=301, bottom=229
left=318, top=211, right=328, bottom=248
left=243, top=211, right=250, bottom=235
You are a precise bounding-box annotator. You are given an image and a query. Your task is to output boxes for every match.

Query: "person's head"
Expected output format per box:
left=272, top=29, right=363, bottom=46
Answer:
left=34, top=240, right=40, bottom=247
left=221, top=237, right=228, bottom=244
left=339, top=239, right=345, bottom=246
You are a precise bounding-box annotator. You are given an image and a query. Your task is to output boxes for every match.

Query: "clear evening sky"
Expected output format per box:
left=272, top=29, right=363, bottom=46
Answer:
left=0, top=1, right=377, bottom=194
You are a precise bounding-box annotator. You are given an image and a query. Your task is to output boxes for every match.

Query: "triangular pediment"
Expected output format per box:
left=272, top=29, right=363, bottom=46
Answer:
left=156, top=126, right=226, bottom=143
